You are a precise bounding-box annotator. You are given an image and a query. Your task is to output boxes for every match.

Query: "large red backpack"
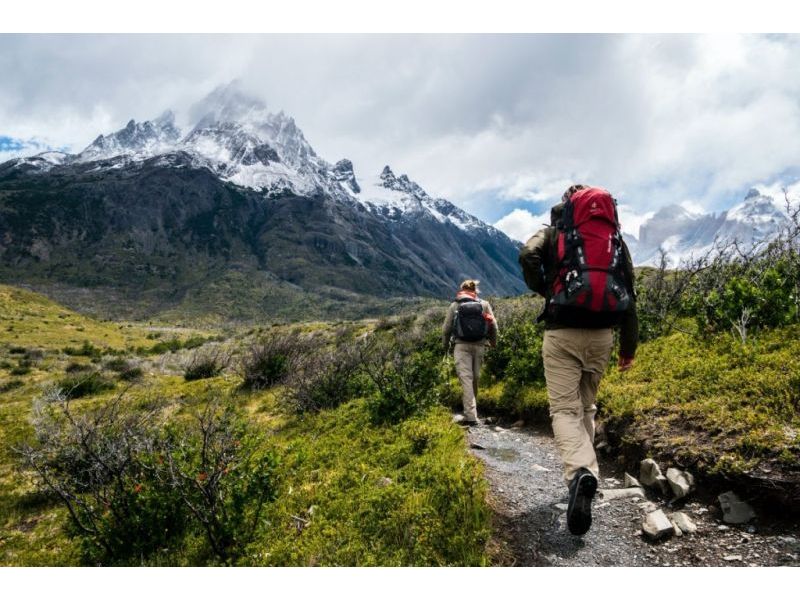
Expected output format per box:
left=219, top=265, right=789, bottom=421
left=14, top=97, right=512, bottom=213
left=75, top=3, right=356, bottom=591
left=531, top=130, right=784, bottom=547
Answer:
left=548, top=187, right=631, bottom=314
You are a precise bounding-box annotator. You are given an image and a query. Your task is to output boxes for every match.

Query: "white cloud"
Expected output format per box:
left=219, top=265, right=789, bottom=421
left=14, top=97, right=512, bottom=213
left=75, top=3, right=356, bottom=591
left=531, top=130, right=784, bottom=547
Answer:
left=616, top=204, right=655, bottom=239
left=494, top=208, right=550, bottom=243
left=2, top=34, right=800, bottom=225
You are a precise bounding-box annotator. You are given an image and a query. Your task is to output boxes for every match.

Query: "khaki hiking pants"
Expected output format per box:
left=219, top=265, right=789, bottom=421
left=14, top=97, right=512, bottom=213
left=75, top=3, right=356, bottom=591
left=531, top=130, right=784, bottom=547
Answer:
left=542, top=328, right=614, bottom=484
left=454, top=341, right=485, bottom=421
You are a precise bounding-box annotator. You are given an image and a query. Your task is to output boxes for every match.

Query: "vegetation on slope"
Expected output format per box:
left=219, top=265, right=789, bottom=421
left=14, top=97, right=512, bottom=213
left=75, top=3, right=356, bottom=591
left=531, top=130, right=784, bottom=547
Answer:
left=0, top=287, right=488, bottom=566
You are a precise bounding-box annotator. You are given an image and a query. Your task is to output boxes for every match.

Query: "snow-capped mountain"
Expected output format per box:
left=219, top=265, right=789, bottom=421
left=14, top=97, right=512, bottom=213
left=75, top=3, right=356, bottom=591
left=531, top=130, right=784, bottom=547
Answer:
left=76, top=111, right=181, bottom=163
left=0, top=83, right=525, bottom=320
left=15, top=82, right=497, bottom=234
left=630, top=189, right=790, bottom=266
left=355, top=166, right=487, bottom=232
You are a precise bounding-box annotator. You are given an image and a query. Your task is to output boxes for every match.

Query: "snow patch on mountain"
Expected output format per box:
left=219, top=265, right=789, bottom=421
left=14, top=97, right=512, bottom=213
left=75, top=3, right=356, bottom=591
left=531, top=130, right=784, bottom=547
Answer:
left=355, top=165, right=487, bottom=232
left=0, top=82, right=519, bottom=249
left=634, top=188, right=791, bottom=266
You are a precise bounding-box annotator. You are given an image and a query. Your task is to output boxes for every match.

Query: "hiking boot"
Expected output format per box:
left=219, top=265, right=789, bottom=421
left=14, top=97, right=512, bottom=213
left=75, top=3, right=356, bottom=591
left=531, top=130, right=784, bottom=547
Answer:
left=566, top=467, right=597, bottom=536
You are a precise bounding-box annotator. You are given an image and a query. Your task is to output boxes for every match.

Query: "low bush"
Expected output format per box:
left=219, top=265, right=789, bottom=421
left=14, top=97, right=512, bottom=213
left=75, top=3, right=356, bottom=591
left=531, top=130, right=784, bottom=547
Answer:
left=118, top=366, right=144, bottom=382
left=10, top=364, right=31, bottom=376
left=184, top=347, right=230, bottom=382
left=56, top=372, right=116, bottom=399
left=239, top=335, right=309, bottom=390
left=363, top=345, right=445, bottom=426
left=16, top=391, right=280, bottom=565
left=284, top=340, right=367, bottom=413
left=147, top=337, right=183, bottom=355
left=482, top=300, right=544, bottom=387
left=63, top=341, right=102, bottom=358
left=0, top=379, right=23, bottom=393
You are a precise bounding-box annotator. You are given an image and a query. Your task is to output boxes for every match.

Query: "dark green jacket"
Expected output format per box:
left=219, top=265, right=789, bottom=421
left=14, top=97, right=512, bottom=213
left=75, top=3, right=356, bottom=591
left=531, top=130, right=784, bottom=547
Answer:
left=518, top=226, right=639, bottom=358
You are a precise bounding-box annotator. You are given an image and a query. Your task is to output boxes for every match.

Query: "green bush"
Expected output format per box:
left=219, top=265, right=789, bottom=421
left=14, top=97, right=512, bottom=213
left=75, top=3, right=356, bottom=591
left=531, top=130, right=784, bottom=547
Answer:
left=17, top=392, right=280, bottom=565
left=239, top=336, right=307, bottom=390
left=285, top=343, right=367, bottom=412
left=0, top=379, right=23, bottom=393
left=686, top=259, right=798, bottom=337
left=63, top=341, right=102, bottom=358
left=118, top=366, right=144, bottom=382
left=365, top=349, right=443, bottom=425
left=57, top=372, right=116, bottom=399
left=482, top=301, right=544, bottom=387
left=184, top=348, right=229, bottom=382
left=147, top=337, right=183, bottom=355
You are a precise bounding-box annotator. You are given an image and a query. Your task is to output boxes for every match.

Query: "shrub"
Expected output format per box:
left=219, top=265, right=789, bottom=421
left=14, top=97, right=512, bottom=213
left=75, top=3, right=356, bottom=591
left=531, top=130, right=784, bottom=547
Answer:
left=56, top=372, right=116, bottom=399
left=10, top=364, right=31, bottom=376
left=284, top=341, right=367, bottom=412
left=184, top=347, right=230, bottom=381
left=103, top=357, right=144, bottom=381
left=18, top=390, right=186, bottom=564
left=0, top=379, right=23, bottom=393
left=239, top=335, right=309, bottom=390
left=63, top=341, right=103, bottom=358
left=16, top=390, right=279, bottom=565
left=65, top=362, right=92, bottom=374
left=147, top=337, right=183, bottom=355
left=156, top=400, right=279, bottom=561
left=118, top=366, right=144, bottom=382
left=482, top=300, right=544, bottom=386
left=104, top=357, right=130, bottom=372
left=363, top=345, right=444, bottom=425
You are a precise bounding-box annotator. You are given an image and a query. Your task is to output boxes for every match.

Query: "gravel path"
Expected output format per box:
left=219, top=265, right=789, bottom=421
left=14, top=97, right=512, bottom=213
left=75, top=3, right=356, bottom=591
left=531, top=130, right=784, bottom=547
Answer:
left=466, top=420, right=800, bottom=567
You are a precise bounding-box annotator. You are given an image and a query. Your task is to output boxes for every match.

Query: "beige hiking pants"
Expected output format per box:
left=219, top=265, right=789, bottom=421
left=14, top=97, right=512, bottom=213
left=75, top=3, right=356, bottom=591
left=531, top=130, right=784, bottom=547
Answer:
left=454, top=342, right=485, bottom=421
left=542, top=328, right=614, bottom=483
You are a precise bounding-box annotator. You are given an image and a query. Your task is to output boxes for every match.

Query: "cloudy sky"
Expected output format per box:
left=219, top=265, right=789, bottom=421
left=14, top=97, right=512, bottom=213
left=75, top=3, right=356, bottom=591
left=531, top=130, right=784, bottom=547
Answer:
left=2, top=34, right=799, bottom=241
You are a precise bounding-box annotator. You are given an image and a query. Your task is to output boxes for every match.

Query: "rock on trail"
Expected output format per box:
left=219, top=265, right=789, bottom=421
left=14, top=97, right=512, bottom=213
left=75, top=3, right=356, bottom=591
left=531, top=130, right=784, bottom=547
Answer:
left=466, top=421, right=800, bottom=567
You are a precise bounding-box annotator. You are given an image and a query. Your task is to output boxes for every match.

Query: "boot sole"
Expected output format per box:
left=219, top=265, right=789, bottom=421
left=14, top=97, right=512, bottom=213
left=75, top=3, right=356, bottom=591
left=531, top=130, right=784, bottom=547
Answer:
left=567, top=471, right=597, bottom=536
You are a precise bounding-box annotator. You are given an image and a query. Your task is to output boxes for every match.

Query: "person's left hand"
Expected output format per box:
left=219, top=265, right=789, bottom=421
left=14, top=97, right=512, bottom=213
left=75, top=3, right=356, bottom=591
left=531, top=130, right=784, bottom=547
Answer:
left=618, top=356, right=634, bottom=372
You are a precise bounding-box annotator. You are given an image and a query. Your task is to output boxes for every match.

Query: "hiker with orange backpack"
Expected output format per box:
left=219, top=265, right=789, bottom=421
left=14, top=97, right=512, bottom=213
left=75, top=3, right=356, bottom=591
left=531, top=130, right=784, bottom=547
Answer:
left=519, top=184, right=638, bottom=536
left=442, top=279, right=498, bottom=426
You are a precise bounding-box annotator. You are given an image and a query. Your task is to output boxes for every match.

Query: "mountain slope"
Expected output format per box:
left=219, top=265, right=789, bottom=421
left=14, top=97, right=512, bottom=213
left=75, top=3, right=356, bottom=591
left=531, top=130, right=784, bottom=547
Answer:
left=0, top=84, right=525, bottom=320
left=630, top=189, right=790, bottom=266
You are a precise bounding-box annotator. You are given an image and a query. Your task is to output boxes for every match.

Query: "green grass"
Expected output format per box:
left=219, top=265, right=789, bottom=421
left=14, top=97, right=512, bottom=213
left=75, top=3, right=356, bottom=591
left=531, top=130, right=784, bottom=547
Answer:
left=0, top=284, right=490, bottom=566
left=242, top=399, right=489, bottom=566
left=597, top=325, right=800, bottom=474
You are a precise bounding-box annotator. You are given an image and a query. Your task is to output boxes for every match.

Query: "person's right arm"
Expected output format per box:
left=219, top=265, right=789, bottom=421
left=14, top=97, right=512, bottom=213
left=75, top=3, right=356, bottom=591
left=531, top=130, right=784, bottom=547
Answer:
left=518, top=227, right=552, bottom=296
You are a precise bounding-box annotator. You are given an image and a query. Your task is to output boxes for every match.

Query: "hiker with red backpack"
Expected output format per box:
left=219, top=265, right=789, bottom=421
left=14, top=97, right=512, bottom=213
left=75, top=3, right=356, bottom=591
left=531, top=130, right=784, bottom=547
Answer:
left=519, top=184, right=638, bottom=536
left=442, top=279, right=498, bottom=426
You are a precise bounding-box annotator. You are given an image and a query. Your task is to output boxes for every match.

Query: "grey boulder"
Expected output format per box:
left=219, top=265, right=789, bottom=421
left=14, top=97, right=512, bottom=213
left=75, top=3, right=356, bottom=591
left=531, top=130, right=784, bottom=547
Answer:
left=718, top=491, right=756, bottom=524
left=640, top=459, right=670, bottom=495
left=666, top=468, right=695, bottom=499
left=642, top=509, right=674, bottom=541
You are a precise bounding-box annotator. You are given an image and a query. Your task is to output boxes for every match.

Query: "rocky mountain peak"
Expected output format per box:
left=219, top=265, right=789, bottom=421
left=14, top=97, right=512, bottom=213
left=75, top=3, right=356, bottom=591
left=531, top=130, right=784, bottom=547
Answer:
left=378, top=166, right=428, bottom=198
left=77, top=114, right=181, bottom=162
left=333, top=159, right=360, bottom=194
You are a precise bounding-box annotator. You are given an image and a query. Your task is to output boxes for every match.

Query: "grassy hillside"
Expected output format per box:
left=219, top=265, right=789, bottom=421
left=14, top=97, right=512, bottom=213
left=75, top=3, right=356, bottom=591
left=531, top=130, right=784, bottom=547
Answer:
left=0, top=285, right=488, bottom=566
left=0, top=284, right=156, bottom=350
left=598, top=325, right=800, bottom=486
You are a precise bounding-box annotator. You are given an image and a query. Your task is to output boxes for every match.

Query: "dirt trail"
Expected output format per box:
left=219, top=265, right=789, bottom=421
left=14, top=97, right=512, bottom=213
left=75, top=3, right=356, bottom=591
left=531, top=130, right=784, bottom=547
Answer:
left=466, top=421, right=800, bottom=567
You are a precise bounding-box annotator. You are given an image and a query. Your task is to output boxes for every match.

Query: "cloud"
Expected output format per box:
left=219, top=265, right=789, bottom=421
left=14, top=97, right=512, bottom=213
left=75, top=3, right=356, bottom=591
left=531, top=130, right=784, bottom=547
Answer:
left=1, top=34, right=800, bottom=225
left=0, top=135, right=61, bottom=163
left=494, top=208, right=550, bottom=242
